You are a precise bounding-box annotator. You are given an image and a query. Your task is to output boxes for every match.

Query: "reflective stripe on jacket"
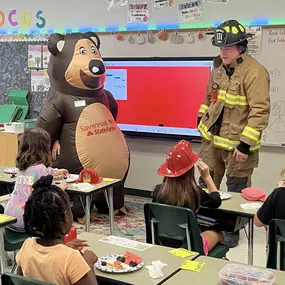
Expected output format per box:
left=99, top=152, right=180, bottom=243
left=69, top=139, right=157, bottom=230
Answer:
left=197, top=52, right=270, bottom=152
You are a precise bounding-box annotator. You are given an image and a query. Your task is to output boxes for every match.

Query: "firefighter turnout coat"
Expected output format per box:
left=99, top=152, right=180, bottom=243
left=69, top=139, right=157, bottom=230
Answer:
left=198, top=52, right=270, bottom=152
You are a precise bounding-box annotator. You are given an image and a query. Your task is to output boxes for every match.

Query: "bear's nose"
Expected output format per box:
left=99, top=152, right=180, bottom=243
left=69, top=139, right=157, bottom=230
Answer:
left=89, top=60, right=105, bottom=75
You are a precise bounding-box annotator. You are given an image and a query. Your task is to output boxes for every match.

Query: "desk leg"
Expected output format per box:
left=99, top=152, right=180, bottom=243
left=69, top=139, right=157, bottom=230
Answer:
left=248, top=218, right=254, bottom=265
left=108, top=187, right=114, bottom=235
left=0, top=228, right=5, bottom=275
left=85, top=196, right=91, bottom=232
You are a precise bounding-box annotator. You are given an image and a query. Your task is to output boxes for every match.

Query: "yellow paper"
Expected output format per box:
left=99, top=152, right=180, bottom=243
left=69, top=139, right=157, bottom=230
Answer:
left=0, top=214, right=15, bottom=223
left=169, top=248, right=196, bottom=258
left=103, top=178, right=116, bottom=182
left=180, top=260, right=205, bottom=272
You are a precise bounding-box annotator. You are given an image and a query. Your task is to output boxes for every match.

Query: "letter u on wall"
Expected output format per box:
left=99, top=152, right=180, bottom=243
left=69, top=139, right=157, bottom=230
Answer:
left=21, top=11, right=32, bottom=28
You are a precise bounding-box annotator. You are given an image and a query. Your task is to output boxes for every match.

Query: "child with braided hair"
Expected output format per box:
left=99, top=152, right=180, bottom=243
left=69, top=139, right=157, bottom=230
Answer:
left=16, top=175, right=99, bottom=285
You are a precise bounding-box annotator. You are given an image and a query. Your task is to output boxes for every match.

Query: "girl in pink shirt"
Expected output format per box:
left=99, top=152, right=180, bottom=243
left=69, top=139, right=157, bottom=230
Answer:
left=4, top=128, right=68, bottom=232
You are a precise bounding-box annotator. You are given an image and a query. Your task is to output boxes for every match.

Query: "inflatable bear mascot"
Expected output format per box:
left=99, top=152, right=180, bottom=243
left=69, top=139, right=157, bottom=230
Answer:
left=36, top=32, right=129, bottom=215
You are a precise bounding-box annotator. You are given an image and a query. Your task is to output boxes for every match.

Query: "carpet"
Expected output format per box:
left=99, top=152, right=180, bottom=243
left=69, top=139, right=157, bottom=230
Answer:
left=75, top=195, right=151, bottom=243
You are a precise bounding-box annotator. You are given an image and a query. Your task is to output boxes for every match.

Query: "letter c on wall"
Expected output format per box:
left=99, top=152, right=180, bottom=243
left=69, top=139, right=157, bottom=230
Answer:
left=0, top=11, right=5, bottom=27
left=8, top=10, right=18, bottom=26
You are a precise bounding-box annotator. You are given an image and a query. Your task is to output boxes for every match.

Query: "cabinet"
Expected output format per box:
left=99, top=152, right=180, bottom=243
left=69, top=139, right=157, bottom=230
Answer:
left=0, top=131, right=22, bottom=166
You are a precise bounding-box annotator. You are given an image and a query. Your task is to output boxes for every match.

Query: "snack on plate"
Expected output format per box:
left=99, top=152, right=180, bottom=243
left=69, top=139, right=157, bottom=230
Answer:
left=122, top=251, right=143, bottom=266
left=98, top=252, right=143, bottom=272
left=219, top=264, right=275, bottom=285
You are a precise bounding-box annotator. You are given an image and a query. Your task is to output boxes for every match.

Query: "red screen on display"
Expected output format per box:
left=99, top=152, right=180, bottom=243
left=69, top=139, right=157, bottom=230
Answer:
left=105, top=60, right=212, bottom=131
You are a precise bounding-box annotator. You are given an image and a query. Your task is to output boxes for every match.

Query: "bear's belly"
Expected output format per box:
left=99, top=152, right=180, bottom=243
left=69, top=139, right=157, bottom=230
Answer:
left=75, top=103, right=129, bottom=179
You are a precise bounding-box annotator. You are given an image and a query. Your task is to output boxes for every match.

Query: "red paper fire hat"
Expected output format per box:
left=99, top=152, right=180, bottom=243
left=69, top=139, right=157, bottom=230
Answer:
left=77, top=168, right=103, bottom=184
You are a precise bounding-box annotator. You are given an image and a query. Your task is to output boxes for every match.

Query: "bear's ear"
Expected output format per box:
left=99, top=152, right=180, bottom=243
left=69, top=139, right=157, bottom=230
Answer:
left=48, top=33, right=65, bottom=56
left=84, top=32, right=101, bottom=50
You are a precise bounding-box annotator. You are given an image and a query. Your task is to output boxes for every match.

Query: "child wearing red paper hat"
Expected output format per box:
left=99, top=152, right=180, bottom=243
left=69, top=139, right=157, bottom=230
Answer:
left=153, top=140, right=224, bottom=255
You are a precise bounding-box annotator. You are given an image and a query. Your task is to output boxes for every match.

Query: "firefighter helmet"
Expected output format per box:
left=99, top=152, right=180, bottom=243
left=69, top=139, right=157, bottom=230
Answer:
left=212, top=20, right=251, bottom=47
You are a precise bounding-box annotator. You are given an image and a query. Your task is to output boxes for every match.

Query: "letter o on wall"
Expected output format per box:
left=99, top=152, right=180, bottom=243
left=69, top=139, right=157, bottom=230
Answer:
left=0, top=11, right=5, bottom=27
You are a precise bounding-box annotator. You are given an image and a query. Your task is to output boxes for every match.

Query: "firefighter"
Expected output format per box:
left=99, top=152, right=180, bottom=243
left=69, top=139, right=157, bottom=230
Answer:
left=197, top=20, right=271, bottom=247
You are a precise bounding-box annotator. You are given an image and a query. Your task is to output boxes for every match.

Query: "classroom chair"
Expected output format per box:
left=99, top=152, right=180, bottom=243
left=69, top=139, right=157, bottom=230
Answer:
left=144, top=203, right=229, bottom=258
left=1, top=272, right=53, bottom=285
left=4, top=229, right=29, bottom=271
left=267, top=219, right=285, bottom=270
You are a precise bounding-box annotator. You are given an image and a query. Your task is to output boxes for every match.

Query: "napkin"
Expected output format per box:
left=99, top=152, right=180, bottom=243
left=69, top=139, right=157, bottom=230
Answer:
left=146, top=261, right=168, bottom=279
left=240, top=203, right=262, bottom=210
left=73, top=183, right=94, bottom=191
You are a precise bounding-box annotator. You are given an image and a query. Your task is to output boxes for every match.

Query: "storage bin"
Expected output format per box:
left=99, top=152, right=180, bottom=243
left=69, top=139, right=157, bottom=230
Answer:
left=4, top=122, right=24, bottom=134
left=219, top=263, right=275, bottom=285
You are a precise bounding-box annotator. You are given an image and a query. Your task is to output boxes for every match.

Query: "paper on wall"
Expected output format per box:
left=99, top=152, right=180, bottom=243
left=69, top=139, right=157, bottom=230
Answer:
left=43, top=69, right=50, bottom=91
left=203, top=0, right=229, bottom=3
left=177, top=0, right=202, bottom=23
left=152, top=0, right=175, bottom=10
left=128, top=3, right=149, bottom=23
left=28, top=45, right=42, bottom=68
left=42, top=46, right=51, bottom=69
left=246, top=26, right=262, bottom=55
left=31, top=70, right=45, bottom=92
left=106, top=0, right=128, bottom=10
left=99, top=235, right=153, bottom=251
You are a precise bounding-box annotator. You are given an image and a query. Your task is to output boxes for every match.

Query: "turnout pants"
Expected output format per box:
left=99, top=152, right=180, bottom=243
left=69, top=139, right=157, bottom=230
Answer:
left=199, top=141, right=259, bottom=247
left=199, top=141, right=259, bottom=192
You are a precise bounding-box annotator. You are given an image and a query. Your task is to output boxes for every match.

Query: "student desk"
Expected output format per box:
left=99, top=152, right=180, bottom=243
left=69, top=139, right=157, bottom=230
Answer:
left=0, top=166, right=16, bottom=185
left=163, top=256, right=285, bottom=285
left=200, top=192, right=261, bottom=265
left=78, top=232, right=199, bottom=285
left=0, top=214, right=17, bottom=275
left=0, top=166, right=121, bottom=234
left=66, top=179, right=121, bottom=234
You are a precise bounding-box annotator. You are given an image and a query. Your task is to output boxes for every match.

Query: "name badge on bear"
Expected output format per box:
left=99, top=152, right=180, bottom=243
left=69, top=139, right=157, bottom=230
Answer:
left=74, top=100, right=86, bottom=108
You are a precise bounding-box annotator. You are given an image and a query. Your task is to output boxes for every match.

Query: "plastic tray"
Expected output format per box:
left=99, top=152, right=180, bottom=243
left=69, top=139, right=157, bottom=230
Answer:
left=219, top=263, right=275, bottom=285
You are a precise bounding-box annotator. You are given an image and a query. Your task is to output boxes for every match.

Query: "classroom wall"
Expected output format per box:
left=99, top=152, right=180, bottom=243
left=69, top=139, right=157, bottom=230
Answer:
left=97, top=33, right=285, bottom=194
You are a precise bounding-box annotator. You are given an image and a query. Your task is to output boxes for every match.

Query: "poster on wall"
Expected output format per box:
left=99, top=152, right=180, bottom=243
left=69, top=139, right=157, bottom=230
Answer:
left=202, top=0, right=229, bottom=3
left=42, top=46, right=51, bottom=69
left=178, top=0, right=202, bottom=23
left=28, top=45, right=42, bottom=68
left=128, top=3, right=149, bottom=23
left=106, top=0, right=128, bottom=10
left=246, top=26, right=262, bottom=55
left=31, top=70, right=45, bottom=92
left=152, top=0, right=175, bottom=10
left=43, top=70, right=50, bottom=91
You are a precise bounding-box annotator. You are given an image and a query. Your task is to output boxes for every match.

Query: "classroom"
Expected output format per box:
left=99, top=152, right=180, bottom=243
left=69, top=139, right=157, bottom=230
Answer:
left=0, top=0, right=285, bottom=284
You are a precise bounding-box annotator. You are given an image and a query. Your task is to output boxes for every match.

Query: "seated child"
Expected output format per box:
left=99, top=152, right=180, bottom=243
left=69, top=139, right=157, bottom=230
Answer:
left=152, top=140, right=223, bottom=255
left=16, top=175, right=98, bottom=285
left=254, top=169, right=285, bottom=227
left=4, top=128, right=68, bottom=232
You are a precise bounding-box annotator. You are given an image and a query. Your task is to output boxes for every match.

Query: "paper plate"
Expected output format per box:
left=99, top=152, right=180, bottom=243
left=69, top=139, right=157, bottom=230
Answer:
left=219, top=191, right=231, bottom=200
left=3, top=167, right=17, bottom=174
left=54, top=174, right=79, bottom=183
left=95, top=254, right=144, bottom=274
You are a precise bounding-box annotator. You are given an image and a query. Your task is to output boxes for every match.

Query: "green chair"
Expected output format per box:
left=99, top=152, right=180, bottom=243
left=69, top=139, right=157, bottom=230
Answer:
left=2, top=272, right=54, bottom=285
left=8, top=90, right=30, bottom=121
left=267, top=219, right=285, bottom=270
left=4, top=229, right=29, bottom=271
left=144, top=203, right=229, bottom=258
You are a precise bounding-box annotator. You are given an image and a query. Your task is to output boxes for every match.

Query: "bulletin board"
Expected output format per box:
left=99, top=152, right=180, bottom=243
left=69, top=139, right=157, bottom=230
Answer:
left=0, top=41, right=49, bottom=118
